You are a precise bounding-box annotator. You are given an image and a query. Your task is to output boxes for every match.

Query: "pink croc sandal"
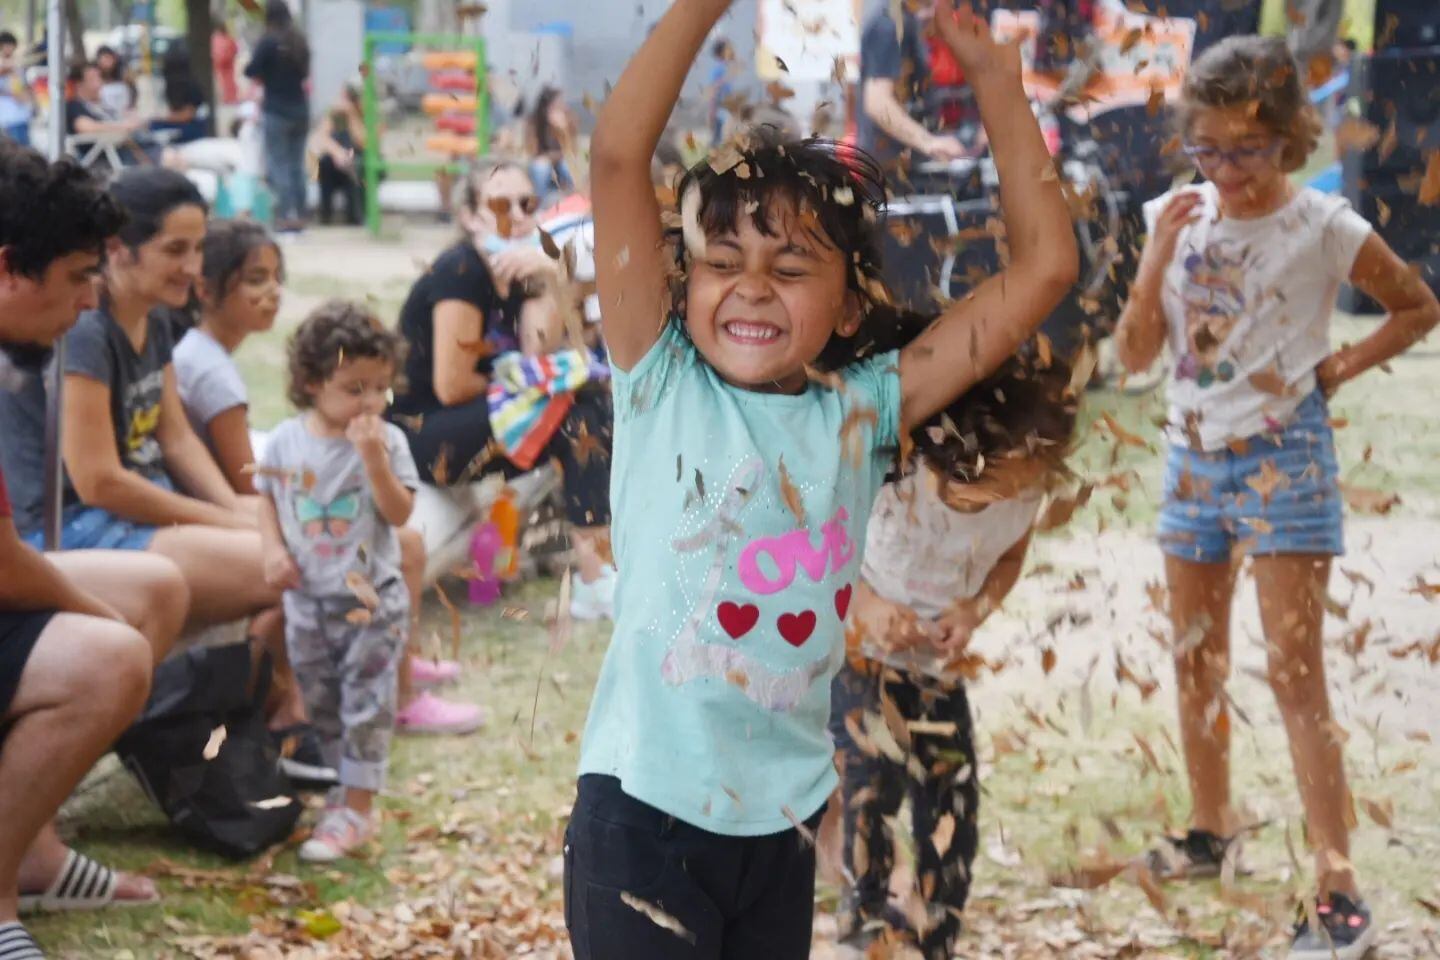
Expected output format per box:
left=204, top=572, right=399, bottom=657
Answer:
left=396, top=691, right=485, bottom=736
left=408, top=655, right=462, bottom=688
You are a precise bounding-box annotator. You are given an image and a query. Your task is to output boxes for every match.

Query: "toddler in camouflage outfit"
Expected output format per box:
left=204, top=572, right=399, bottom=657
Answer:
left=257, top=300, right=419, bottom=862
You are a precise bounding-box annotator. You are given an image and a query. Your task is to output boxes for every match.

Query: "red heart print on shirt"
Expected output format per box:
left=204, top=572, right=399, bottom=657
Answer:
left=717, top=602, right=760, bottom=639
left=834, top=584, right=853, bottom=620
left=777, top=611, right=817, bottom=647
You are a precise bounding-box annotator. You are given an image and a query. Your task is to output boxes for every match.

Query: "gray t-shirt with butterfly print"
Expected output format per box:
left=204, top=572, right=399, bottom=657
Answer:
left=256, top=415, right=420, bottom=600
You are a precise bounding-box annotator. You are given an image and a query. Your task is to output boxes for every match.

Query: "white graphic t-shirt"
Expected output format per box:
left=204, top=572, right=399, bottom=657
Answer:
left=1143, top=182, right=1371, bottom=451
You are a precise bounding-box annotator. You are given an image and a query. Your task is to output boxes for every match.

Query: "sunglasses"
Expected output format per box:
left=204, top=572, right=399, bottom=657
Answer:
left=487, top=195, right=541, bottom=217
left=1181, top=141, right=1281, bottom=172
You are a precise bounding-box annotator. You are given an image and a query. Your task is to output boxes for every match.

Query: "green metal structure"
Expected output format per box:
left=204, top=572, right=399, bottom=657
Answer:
left=362, top=31, right=489, bottom=236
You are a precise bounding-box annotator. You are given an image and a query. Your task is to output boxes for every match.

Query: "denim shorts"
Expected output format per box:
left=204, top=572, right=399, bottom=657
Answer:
left=21, top=474, right=173, bottom=552
left=1158, top=390, right=1344, bottom=564
left=23, top=503, right=159, bottom=551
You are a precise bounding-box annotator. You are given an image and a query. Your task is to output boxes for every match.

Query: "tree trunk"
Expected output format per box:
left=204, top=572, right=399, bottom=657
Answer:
left=64, top=0, right=84, bottom=62
left=184, top=0, right=215, bottom=136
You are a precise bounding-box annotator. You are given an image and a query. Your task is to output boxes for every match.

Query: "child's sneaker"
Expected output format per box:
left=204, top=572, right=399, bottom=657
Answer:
left=1288, top=892, right=1376, bottom=960
left=569, top=565, right=617, bottom=621
left=396, top=691, right=485, bottom=736
left=1144, top=828, right=1237, bottom=880
left=299, top=807, right=374, bottom=863
left=408, top=655, right=462, bottom=688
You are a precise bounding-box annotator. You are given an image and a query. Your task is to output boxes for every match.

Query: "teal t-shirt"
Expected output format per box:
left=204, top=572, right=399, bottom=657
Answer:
left=578, top=323, right=902, bottom=836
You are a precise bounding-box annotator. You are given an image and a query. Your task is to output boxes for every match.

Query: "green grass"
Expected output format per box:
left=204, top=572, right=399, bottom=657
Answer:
left=36, top=580, right=606, bottom=958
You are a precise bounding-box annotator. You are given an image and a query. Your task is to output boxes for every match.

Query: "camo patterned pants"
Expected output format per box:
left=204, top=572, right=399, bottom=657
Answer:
left=283, top=581, right=408, bottom=791
left=831, top=659, right=980, bottom=960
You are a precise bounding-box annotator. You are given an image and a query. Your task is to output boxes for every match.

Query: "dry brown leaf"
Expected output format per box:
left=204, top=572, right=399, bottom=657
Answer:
left=620, top=892, right=696, bottom=943
left=1099, top=412, right=1146, bottom=448
left=932, top=813, right=956, bottom=858
left=202, top=725, right=227, bottom=761
left=345, top=571, right=381, bottom=610
left=1247, top=367, right=1292, bottom=397
left=777, top=456, right=806, bottom=526
left=1359, top=796, right=1394, bottom=829
left=1339, top=483, right=1401, bottom=515
left=1421, top=150, right=1440, bottom=206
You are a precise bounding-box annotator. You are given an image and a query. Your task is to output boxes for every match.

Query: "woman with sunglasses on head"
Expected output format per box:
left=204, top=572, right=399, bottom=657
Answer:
left=1114, top=37, right=1439, bottom=960
left=389, top=160, right=616, bottom=622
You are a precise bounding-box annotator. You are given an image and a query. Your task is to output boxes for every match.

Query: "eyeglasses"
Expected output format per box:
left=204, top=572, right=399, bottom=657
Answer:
left=487, top=195, right=541, bottom=217
left=1181, top=141, right=1281, bottom=172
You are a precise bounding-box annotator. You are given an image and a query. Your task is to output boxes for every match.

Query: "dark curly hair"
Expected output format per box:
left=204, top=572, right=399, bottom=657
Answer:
left=665, top=128, right=893, bottom=370
left=873, top=307, right=1077, bottom=482
left=0, top=142, right=124, bottom=280
left=287, top=299, right=405, bottom=409
left=1175, top=35, right=1321, bottom=174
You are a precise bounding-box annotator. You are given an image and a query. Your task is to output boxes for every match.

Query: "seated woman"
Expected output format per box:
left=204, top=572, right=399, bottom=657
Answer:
left=526, top=86, right=576, bottom=209
left=308, top=85, right=368, bottom=225
left=173, top=219, right=481, bottom=735
left=151, top=46, right=208, bottom=144
left=0, top=168, right=313, bottom=747
left=389, top=160, right=615, bottom=619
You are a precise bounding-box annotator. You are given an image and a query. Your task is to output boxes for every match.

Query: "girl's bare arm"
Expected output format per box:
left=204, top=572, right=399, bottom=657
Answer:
left=898, top=1, right=1077, bottom=433
left=592, top=0, right=732, bottom=370
left=1319, top=232, right=1440, bottom=393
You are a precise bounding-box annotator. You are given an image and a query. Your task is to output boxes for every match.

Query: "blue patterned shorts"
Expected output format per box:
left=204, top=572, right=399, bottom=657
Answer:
left=1158, top=390, right=1344, bottom=564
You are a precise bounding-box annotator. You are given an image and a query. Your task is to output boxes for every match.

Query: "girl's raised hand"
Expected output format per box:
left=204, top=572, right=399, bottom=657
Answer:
left=932, top=0, right=1020, bottom=79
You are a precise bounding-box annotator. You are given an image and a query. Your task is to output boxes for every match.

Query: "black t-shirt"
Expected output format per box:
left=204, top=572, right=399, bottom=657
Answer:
left=390, top=243, right=522, bottom=418
left=857, top=4, right=928, bottom=172
left=244, top=32, right=309, bottom=119
left=64, top=98, right=107, bottom=136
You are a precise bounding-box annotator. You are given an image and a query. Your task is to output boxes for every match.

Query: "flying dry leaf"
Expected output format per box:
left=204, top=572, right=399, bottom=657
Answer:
left=1247, top=367, right=1292, bottom=397
left=202, top=725, right=227, bottom=761
left=1145, top=86, right=1164, bottom=117
left=1050, top=858, right=1127, bottom=890
left=1099, top=412, right=1146, bottom=447
left=1420, top=150, right=1440, bottom=206
left=620, top=893, right=696, bottom=943
left=1244, top=459, right=1289, bottom=506
left=1359, top=796, right=1394, bottom=829
left=252, top=795, right=294, bottom=810
left=932, top=813, right=956, bottom=857
left=345, top=571, right=380, bottom=610
left=777, top=456, right=806, bottom=526
left=1339, top=483, right=1400, bottom=515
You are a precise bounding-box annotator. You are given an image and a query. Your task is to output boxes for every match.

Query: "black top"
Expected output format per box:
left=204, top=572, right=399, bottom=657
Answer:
left=390, top=243, right=523, bottom=418
left=244, top=33, right=309, bottom=119
left=857, top=4, right=929, bottom=172
left=64, top=98, right=107, bottom=136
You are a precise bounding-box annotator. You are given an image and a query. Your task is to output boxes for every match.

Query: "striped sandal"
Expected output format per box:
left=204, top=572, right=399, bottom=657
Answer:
left=0, top=923, right=44, bottom=959
left=17, top=849, right=159, bottom=913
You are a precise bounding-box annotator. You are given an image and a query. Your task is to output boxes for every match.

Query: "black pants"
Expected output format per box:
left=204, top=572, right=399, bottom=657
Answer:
left=317, top=154, right=363, bottom=225
left=831, top=660, right=980, bottom=960
left=564, top=775, right=822, bottom=960
left=392, top=384, right=612, bottom=527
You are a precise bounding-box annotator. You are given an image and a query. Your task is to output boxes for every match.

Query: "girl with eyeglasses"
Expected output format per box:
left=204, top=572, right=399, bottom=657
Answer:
left=1114, top=36, right=1439, bottom=960
left=388, top=159, right=617, bottom=624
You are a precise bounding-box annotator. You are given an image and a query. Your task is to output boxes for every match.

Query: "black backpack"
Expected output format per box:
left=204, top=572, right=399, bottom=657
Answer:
left=115, top=642, right=302, bottom=860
